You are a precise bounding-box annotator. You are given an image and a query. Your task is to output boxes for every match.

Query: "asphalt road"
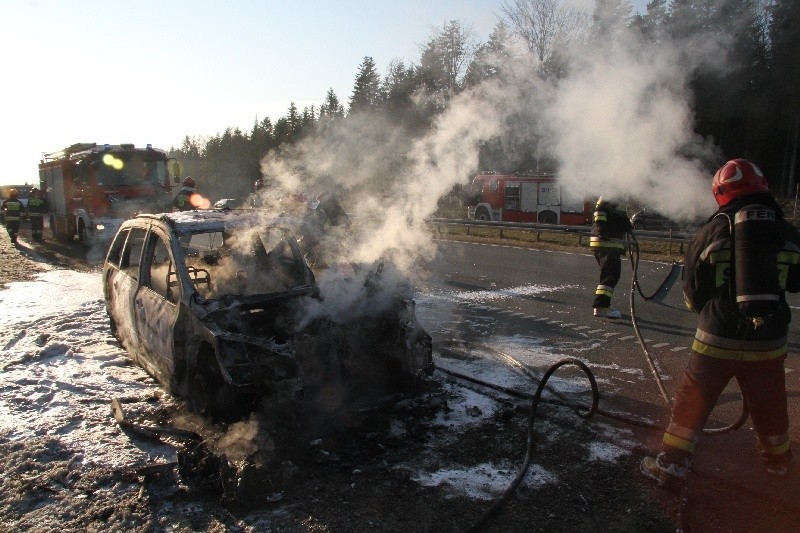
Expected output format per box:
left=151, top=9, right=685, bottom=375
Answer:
left=415, top=239, right=800, bottom=528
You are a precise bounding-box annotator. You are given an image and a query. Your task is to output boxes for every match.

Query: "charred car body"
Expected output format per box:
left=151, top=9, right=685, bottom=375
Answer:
left=102, top=209, right=433, bottom=433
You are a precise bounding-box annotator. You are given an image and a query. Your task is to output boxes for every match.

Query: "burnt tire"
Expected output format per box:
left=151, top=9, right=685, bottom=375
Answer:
left=189, top=357, right=240, bottom=422
left=475, top=207, right=491, bottom=221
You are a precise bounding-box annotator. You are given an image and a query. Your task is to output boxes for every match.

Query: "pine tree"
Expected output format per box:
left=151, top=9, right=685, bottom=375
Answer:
left=349, top=56, right=382, bottom=114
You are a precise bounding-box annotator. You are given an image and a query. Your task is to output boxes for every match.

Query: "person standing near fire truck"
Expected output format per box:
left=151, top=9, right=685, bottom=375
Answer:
left=27, top=188, right=46, bottom=241
left=590, top=196, right=632, bottom=318
left=172, top=177, right=198, bottom=211
left=1, top=188, right=25, bottom=245
left=641, top=159, right=800, bottom=489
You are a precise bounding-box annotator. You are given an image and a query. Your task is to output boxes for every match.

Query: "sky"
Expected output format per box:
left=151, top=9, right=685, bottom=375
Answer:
left=0, top=0, right=500, bottom=186
left=0, top=0, right=648, bottom=188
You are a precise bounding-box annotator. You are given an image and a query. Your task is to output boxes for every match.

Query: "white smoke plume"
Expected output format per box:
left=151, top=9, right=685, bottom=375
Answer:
left=255, top=21, right=732, bottom=322
left=543, top=30, right=724, bottom=220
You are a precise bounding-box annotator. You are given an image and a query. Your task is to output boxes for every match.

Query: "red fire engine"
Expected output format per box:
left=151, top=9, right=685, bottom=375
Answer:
left=467, top=172, right=592, bottom=225
left=39, top=143, right=179, bottom=244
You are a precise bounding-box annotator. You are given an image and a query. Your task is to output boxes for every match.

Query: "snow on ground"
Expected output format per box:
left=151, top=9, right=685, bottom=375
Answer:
left=0, top=270, right=643, bottom=526
left=0, top=270, right=174, bottom=466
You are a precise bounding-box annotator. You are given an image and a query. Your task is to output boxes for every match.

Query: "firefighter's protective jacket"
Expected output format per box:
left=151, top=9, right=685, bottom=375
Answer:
left=1, top=198, right=24, bottom=225
left=172, top=187, right=195, bottom=211
left=27, top=195, right=46, bottom=217
left=590, top=198, right=631, bottom=251
left=683, top=193, right=800, bottom=360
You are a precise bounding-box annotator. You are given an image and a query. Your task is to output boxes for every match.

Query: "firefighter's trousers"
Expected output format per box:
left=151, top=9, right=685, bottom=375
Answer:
left=5, top=220, right=20, bottom=243
left=662, top=353, right=790, bottom=464
left=593, top=248, right=622, bottom=309
left=29, top=215, right=43, bottom=240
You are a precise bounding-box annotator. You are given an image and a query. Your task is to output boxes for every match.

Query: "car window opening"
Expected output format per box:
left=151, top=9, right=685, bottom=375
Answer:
left=181, top=228, right=308, bottom=298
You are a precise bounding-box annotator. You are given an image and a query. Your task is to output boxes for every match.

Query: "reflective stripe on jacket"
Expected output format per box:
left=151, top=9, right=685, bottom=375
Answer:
left=27, top=197, right=46, bottom=216
left=590, top=199, right=631, bottom=250
left=2, top=199, right=23, bottom=221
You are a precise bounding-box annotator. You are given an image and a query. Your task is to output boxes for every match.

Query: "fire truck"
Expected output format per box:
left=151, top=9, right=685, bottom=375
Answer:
left=466, top=172, right=592, bottom=225
left=39, top=143, right=179, bottom=244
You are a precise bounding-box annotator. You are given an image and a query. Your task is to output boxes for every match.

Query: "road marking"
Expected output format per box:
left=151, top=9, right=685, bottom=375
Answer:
left=671, top=346, right=689, bottom=352
left=561, top=323, right=576, bottom=327
left=573, top=326, right=591, bottom=331
left=651, top=343, right=669, bottom=348
left=618, top=336, right=635, bottom=341
left=603, top=332, right=620, bottom=337
left=587, top=329, right=604, bottom=334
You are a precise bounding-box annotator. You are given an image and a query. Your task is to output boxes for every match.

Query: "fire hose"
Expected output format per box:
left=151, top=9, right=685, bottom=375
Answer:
left=436, top=235, right=749, bottom=531
left=626, top=232, right=749, bottom=434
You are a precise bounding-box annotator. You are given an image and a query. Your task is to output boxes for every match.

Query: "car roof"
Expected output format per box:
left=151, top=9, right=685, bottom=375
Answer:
left=133, top=209, right=275, bottom=237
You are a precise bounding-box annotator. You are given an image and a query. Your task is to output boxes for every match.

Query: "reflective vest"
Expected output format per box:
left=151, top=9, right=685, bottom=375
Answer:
left=2, top=199, right=23, bottom=222
left=28, top=196, right=46, bottom=217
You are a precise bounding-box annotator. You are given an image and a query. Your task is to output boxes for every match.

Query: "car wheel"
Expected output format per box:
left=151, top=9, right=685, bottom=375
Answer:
left=633, top=221, right=645, bottom=230
left=475, top=207, right=491, bottom=221
left=190, top=356, right=238, bottom=421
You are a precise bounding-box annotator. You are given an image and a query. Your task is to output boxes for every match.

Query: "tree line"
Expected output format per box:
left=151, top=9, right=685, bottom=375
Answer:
left=169, top=0, right=800, bottom=203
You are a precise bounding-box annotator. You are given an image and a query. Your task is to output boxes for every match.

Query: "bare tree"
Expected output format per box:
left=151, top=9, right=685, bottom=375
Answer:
left=500, top=0, right=589, bottom=62
left=418, top=20, right=477, bottom=94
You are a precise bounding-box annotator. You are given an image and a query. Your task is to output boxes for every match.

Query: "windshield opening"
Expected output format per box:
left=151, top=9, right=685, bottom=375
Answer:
left=180, top=227, right=308, bottom=298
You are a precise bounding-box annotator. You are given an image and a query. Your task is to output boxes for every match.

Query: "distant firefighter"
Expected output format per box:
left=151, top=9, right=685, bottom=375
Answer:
left=589, top=196, right=632, bottom=319
left=1, top=188, right=25, bottom=245
left=172, top=176, right=198, bottom=211
left=27, top=188, right=47, bottom=241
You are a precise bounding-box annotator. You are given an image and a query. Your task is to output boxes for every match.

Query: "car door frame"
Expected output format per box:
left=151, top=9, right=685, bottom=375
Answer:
left=106, top=224, right=148, bottom=356
left=133, top=223, right=182, bottom=391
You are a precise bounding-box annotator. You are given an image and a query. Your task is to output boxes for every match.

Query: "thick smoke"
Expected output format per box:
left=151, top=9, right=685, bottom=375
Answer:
left=255, top=21, right=732, bottom=322
left=543, top=29, right=724, bottom=220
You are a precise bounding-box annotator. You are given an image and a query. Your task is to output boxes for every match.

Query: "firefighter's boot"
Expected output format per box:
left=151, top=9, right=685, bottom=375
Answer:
left=640, top=453, right=688, bottom=492
left=762, top=450, right=792, bottom=476
left=593, top=307, right=622, bottom=319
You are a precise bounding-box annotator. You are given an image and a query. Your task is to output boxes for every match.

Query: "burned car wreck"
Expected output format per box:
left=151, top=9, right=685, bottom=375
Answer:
left=103, top=209, right=433, bottom=444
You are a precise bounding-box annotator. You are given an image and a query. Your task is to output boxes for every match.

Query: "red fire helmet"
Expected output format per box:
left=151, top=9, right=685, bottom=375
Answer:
left=712, top=159, right=769, bottom=206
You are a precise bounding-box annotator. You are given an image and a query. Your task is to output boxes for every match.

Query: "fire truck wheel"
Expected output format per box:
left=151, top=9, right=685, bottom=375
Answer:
left=475, top=207, right=491, bottom=221
left=538, top=210, right=557, bottom=224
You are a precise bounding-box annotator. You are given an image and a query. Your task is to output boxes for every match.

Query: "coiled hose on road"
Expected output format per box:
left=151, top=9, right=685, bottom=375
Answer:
left=438, top=236, right=748, bottom=531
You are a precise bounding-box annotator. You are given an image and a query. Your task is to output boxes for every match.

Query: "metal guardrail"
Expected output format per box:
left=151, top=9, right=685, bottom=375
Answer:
left=427, top=217, right=693, bottom=255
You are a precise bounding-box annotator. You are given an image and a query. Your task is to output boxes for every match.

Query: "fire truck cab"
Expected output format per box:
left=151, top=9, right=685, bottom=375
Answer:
left=467, top=172, right=591, bottom=225
left=39, top=143, right=178, bottom=245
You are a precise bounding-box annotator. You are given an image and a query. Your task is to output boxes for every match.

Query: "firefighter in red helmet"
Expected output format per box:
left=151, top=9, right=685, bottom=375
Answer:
left=641, top=159, right=800, bottom=489
left=1, top=188, right=25, bottom=245
left=172, top=176, right=198, bottom=211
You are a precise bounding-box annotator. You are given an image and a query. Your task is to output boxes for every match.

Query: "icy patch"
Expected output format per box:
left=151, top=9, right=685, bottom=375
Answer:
left=412, top=462, right=557, bottom=500
left=432, top=381, right=497, bottom=429
left=586, top=442, right=628, bottom=462
left=0, top=270, right=102, bottom=327
left=435, top=334, right=603, bottom=398
left=418, top=283, right=578, bottom=307
left=0, top=269, right=173, bottom=468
